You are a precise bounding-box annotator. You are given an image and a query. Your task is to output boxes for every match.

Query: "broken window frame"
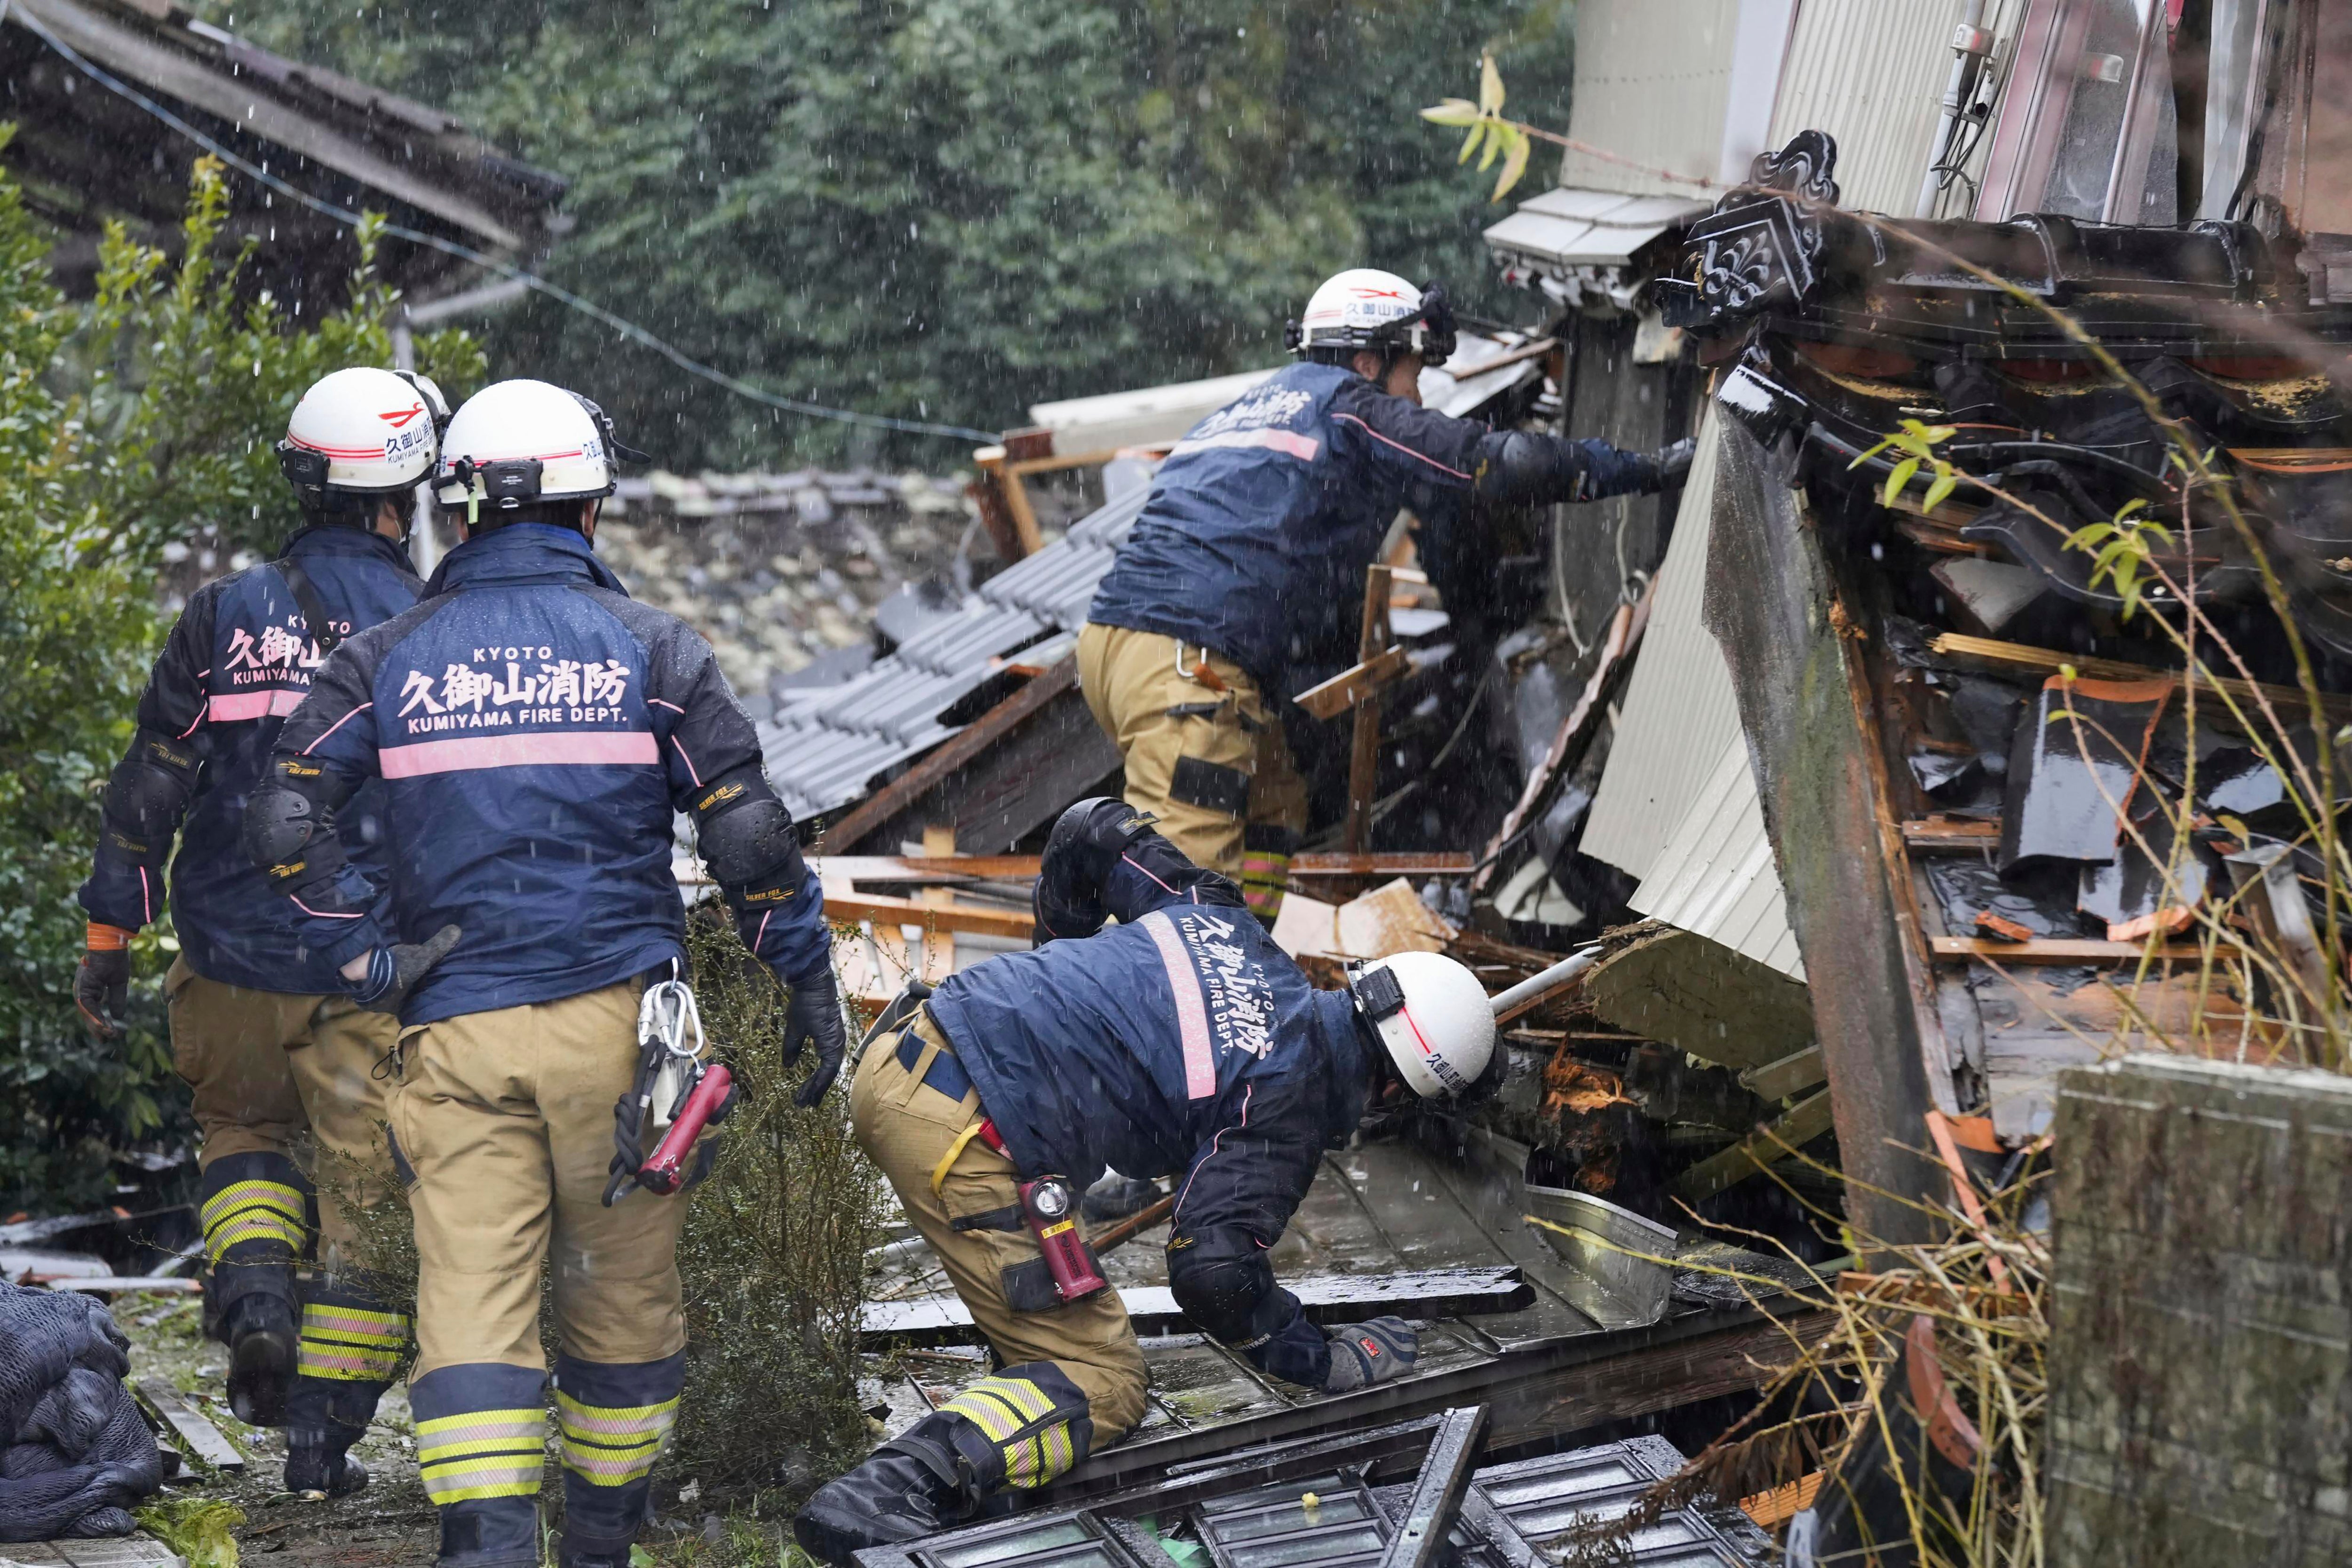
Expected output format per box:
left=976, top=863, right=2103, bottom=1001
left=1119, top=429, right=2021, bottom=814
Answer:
left=1975, top=0, right=2182, bottom=224
left=850, top=1411, right=1772, bottom=1568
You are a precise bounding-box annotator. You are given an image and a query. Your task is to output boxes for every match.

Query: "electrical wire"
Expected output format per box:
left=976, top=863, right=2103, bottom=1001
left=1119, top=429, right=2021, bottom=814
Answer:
left=15, top=2, right=999, bottom=443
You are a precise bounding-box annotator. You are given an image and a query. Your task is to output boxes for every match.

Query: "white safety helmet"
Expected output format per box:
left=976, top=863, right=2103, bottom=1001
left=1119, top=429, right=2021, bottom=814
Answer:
left=1285, top=269, right=1458, bottom=364
left=277, top=366, right=449, bottom=517
left=433, top=378, right=643, bottom=515
left=1346, top=950, right=1496, bottom=1100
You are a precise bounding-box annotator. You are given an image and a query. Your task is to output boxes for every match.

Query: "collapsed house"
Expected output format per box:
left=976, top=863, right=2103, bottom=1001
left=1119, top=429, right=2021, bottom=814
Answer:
left=640, top=0, right=2352, bottom=1551
left=2, top=0, right=564, bottom=306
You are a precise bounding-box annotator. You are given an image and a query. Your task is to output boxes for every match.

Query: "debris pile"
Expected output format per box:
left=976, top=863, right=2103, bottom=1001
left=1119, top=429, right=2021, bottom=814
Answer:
left=0, top=1283, right=164, bottom=1542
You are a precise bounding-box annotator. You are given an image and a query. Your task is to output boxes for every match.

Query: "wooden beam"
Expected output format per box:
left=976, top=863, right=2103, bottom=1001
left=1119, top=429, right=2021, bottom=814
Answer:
left=1929, top=936, right=2212, bottom=963
left=1670, top=1089, right=1836, bottom=1202
left=818, top=855, right=1042, bottom=884
left=817, top=658, right=1079, bottom=853
left=1291, top=852, right=1477, bottom=878
left=820, top=887, right=1034, bottom=942
left=1926, top=632, right=2352, bottom=721
left=1901, top=817, right=2002, bottom=850
left=1343, top=565, right=1395, bottom=854
left=1294, top=646, right=1414, bottom=721
left=134, top=1378, right=244, bottom=1472
left=970, top=446, right=1043, bottom=557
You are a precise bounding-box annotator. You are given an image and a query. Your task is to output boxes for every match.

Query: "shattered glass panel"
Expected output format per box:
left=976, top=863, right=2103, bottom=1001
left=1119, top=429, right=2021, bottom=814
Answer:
left=1222, top=1525, right=1387, bottom=1568
left=2040, top=0, right=2157, bottom=219
left=928, top=1520, right=1095, bottom=1568
left=1200, top=1478, right=1350, bottom=1515
left=1478, top=1457, right=1645, bottom=1508
left=1205, top=1495, right=1373, bottom=1542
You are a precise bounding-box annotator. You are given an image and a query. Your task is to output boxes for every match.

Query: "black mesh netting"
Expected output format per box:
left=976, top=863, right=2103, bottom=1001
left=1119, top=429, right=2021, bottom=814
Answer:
left=0, top=1282, right=164, bottom=1540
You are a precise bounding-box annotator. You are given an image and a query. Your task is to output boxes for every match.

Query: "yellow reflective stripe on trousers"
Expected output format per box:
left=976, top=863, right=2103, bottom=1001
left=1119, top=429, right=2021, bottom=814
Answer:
left=556, top=1392, right=678, bottom=1487
left=200, top=1180, right=306, bottom=1259
left=297, top=1303, right=410, bottom=1381
left=416, top=1408, right=545, bottom=1504
left=940, top=1377, right=1075, bottom=1488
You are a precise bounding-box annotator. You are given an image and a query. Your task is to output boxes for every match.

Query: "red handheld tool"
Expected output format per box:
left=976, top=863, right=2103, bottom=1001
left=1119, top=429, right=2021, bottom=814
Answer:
left=637, top=1063, right=734, bottom=1196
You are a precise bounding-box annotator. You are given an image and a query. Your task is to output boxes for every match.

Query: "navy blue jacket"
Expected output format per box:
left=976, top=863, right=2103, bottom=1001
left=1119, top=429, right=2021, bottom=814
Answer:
left=79, top=526, right=420, bottom=994
left=927, top=830, right=1374, bottom=1386
left=1088, top=361, right=1656, bottom=691
left=264, top=525, right=829, bottom=1026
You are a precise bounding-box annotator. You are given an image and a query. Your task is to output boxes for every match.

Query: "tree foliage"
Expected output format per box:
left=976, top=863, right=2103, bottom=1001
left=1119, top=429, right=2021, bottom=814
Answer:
left=0, top=150, right=480, bottom=1210
left=195, top=0, right=1573, bottom=470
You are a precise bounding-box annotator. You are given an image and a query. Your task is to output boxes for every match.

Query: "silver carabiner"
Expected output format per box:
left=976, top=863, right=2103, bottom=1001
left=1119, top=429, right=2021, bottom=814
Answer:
left=637, top=975, right=705, bottom=1130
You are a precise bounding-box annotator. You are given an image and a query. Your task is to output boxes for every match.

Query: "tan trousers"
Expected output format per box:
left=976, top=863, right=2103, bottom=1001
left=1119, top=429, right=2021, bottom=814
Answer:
left=853, top=1010, right=1148, bottom=1442
left=389, top=981, right=691, bottom=1379
left=166, top=957, right=397, bottom=1268
left=1076, top=623, right=1307, bottom=914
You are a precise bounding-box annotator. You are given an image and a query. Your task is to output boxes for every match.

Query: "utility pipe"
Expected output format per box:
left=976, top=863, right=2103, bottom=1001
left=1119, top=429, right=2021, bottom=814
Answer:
left=1487, top=944, right=1605, bottom=1023
left=1916, top=0, right=1996, bottom=218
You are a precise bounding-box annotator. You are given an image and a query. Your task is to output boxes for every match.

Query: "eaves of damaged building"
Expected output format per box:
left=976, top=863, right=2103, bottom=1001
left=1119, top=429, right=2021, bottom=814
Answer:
left=1506, top=0, right=2352, bottom=1243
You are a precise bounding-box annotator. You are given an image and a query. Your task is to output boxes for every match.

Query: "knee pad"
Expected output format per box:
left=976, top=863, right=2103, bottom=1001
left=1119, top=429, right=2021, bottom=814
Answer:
left=1168, top=1232, right=1287, bottom=1346
left=244, top=760, right=350, bottom=883
left=693, top=775, right=806, bottom=902
left=100, top=731, right=200, bottom=865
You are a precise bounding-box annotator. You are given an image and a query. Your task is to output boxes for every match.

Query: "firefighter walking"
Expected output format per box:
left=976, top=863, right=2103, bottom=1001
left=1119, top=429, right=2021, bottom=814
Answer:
left=246, top=380, right=844, bottom=1568
left=74, top=366, right=450, bottom=1497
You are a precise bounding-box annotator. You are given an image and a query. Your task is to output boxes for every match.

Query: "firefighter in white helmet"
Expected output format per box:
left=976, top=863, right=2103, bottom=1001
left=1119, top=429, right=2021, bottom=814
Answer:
left=74, top=365, right=450, bottom=1497
left=795, top=798, right=1499, bottom=1562
left=246, top=378, right=842, bottom=1568
left=1082, top=269, right=1693, bottom=919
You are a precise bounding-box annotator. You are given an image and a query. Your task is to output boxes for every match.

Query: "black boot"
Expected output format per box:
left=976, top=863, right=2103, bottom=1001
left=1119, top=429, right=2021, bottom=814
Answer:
left=437, top=1498, right=542, bottom=1568
left=224, top=1294, right=298, bottom=1428
left=284, top=1442, right=369, bottom=1499
left=795, top=1438, right=970, bottom=1566
left=557, top=1531, right=636, bottom=1568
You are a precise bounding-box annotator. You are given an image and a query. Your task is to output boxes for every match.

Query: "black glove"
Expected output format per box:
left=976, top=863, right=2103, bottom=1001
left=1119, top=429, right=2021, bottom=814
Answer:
left=1033, top=797, right=1157, bottom=944
left=784, top=964, right=847, bottom=1108
left=1654, top=436, right=1697, bottom=491
left=75, top=927, right=133, bottom=1042
left=350, top=924, right=461, bottom=1014
left=1321, top=1316, right=1418, bottom=1393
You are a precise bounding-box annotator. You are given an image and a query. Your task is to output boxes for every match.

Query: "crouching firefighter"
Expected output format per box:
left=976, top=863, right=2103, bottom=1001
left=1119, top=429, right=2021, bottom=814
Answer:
left=1081, top=269, right=1692, bottom=920
left=74, top=366, right=451, bottom=1496
left=243, top=380, right=846, bottom=1568
left=794, top=798, right=1500, bottom=1562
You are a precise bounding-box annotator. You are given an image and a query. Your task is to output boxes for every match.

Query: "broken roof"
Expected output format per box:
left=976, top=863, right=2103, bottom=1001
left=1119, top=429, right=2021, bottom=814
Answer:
left=1483, top=187, right=1708, bottom=273
left=7, top=0, right=564, bottom=302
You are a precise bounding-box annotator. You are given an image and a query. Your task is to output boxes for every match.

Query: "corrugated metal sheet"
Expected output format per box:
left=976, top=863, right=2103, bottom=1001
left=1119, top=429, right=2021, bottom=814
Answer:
left=1579, top=416, right=1741, bottom=878
left=1581, top=413, right=1802, bottom=979
left=1631, top=729, right=1804, bottom=978
left=1766, top=0, right=2033, bottom=216
left=1557, top=0, right=1743, bottom=195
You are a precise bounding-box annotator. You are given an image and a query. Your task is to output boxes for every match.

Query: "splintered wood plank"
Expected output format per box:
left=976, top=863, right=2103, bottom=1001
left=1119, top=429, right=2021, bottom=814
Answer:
left=1926, top=632, right=2352, bottom=722
left=134, top=1378, right=243, bottom=1472
left=1929, top=936, right=2209, bottom=963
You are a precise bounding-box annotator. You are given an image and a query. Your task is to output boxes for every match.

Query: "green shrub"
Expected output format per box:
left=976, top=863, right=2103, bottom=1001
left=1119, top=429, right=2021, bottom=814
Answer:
left=0, top=143, right=480, bottom=1212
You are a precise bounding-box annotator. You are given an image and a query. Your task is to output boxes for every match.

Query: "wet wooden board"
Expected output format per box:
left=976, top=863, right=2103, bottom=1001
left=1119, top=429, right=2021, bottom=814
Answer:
left=133, top=1378, right=244, bottom=1472
left=860, top=1267, right=1534, bottom=1346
